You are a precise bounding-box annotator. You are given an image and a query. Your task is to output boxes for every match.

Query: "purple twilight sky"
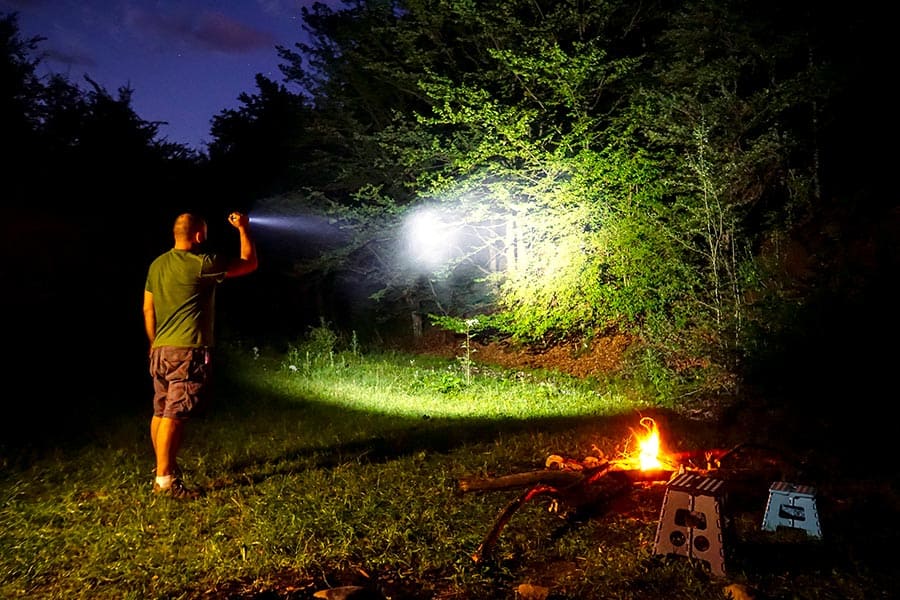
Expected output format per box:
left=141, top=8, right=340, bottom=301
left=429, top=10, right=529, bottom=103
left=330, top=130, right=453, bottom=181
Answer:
left=2, top=0, right=340, bottom=151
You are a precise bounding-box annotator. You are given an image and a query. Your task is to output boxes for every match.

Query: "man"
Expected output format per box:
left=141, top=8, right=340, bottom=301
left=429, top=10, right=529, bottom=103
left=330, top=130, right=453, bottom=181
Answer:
left=143, top=211, right=258, bottom=498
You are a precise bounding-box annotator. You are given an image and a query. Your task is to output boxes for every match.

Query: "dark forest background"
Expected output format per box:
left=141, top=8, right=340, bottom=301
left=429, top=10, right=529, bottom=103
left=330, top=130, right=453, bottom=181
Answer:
left=2, top=1, right=894, bottom=444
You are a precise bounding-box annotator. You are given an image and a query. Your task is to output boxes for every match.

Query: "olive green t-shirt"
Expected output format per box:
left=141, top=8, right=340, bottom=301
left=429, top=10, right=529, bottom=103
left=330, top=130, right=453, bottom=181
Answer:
left=145, top=248, right=228, bottom=348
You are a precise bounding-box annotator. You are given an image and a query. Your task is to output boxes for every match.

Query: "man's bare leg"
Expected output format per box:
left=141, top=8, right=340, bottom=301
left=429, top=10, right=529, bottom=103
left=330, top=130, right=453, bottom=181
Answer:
left=152, top=416, right=183, bottom=480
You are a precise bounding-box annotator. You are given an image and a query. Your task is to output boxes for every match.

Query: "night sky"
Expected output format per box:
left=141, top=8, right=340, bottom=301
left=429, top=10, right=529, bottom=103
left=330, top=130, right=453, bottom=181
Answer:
left=2, top=0, right=339, bottom=151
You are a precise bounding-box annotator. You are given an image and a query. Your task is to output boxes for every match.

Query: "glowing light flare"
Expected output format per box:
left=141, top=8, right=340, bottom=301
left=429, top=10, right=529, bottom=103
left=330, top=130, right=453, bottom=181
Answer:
left=404, top=208, right=457, bottom=268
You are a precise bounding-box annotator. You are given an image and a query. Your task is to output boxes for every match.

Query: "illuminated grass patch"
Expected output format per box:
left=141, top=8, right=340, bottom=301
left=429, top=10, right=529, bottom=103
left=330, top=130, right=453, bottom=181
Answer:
left=267, top=349, right=638, bottom=420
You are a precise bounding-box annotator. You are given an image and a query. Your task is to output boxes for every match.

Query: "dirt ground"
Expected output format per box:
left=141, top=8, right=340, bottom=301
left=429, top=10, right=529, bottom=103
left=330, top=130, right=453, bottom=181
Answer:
left=413, top=328, right=634, bottom=378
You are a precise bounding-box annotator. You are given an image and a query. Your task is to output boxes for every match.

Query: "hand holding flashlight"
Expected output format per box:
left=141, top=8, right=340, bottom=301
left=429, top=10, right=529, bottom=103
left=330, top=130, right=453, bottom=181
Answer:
left=227, top=211, right=248, bottom=228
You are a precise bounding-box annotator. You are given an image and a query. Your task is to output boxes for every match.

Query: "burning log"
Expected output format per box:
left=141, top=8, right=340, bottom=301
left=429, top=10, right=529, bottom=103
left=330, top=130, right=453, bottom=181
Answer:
left=621, top=468, right=676, bottom=483
left=459, top=464, right=675, bottom=493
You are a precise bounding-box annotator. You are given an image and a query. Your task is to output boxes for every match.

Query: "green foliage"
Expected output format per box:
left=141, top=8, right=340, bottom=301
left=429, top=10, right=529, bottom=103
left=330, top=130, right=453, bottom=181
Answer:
left=621, top=344, right=679, bottom=405
left=282, top=317, right=358, bottom=372
left=412, top=364, right=466, bottom=394
left=600, top=0, right=824, bottom=373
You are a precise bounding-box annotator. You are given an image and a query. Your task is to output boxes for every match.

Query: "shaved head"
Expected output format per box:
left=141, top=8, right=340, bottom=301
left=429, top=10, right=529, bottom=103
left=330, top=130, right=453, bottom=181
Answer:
left=173, top=213, right=207, bottom=244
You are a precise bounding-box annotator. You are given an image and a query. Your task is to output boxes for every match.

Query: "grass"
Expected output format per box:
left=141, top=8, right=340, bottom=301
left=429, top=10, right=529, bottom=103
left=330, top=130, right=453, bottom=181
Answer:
left=1, top=343, right=898, bottom=599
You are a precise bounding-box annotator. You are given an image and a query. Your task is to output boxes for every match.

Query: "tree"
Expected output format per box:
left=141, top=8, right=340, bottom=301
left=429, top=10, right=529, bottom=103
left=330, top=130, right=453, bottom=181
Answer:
left=2, top=11, right=203, bottom=213
left=1, top=12, right=44, bottom=195
left=207, top=74, right=314, bottom=202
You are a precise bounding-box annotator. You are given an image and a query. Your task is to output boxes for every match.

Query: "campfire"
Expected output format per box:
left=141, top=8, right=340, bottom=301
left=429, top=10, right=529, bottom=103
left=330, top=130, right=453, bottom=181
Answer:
left=627, top=416, right=664, bottom=470
left=459, top=416, right=790, bottom=563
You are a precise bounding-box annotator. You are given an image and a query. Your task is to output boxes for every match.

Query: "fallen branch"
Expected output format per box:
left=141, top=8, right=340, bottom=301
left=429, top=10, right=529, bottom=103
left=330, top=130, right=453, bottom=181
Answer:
left=472, top=484, right=558, bottom=563
left=459, top=469, right=587, bottom=493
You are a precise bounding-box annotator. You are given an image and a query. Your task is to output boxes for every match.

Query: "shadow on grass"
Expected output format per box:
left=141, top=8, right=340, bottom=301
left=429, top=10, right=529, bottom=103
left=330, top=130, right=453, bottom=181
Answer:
left=203, top=403, right=653, bottom=492
left=2, top=348, right=148, bottom=464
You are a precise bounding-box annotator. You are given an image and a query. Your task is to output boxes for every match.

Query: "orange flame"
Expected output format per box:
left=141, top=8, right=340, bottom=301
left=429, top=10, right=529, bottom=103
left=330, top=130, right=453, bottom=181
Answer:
left=635, top=417, right=663, bottom=470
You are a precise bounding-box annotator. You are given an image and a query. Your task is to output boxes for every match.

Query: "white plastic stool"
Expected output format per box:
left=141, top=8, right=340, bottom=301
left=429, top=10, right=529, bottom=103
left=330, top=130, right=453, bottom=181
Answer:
left=654, top=472, right=728, bottom=577
left=761, top=481, right=822, bottom=538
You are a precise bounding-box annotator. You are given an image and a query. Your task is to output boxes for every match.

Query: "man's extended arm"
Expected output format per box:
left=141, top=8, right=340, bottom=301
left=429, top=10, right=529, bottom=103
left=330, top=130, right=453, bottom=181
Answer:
left=226, top=212, right=258, bottom=278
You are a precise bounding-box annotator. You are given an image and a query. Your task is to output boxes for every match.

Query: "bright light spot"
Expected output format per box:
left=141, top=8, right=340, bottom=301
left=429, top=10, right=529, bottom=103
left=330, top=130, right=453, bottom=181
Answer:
left=404, top=208, right=456, bottom=269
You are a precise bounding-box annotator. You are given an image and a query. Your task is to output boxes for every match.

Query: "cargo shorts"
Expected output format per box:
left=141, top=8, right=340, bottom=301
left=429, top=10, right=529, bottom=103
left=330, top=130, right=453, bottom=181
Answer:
left=150, top=346, right=211, bottom=419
